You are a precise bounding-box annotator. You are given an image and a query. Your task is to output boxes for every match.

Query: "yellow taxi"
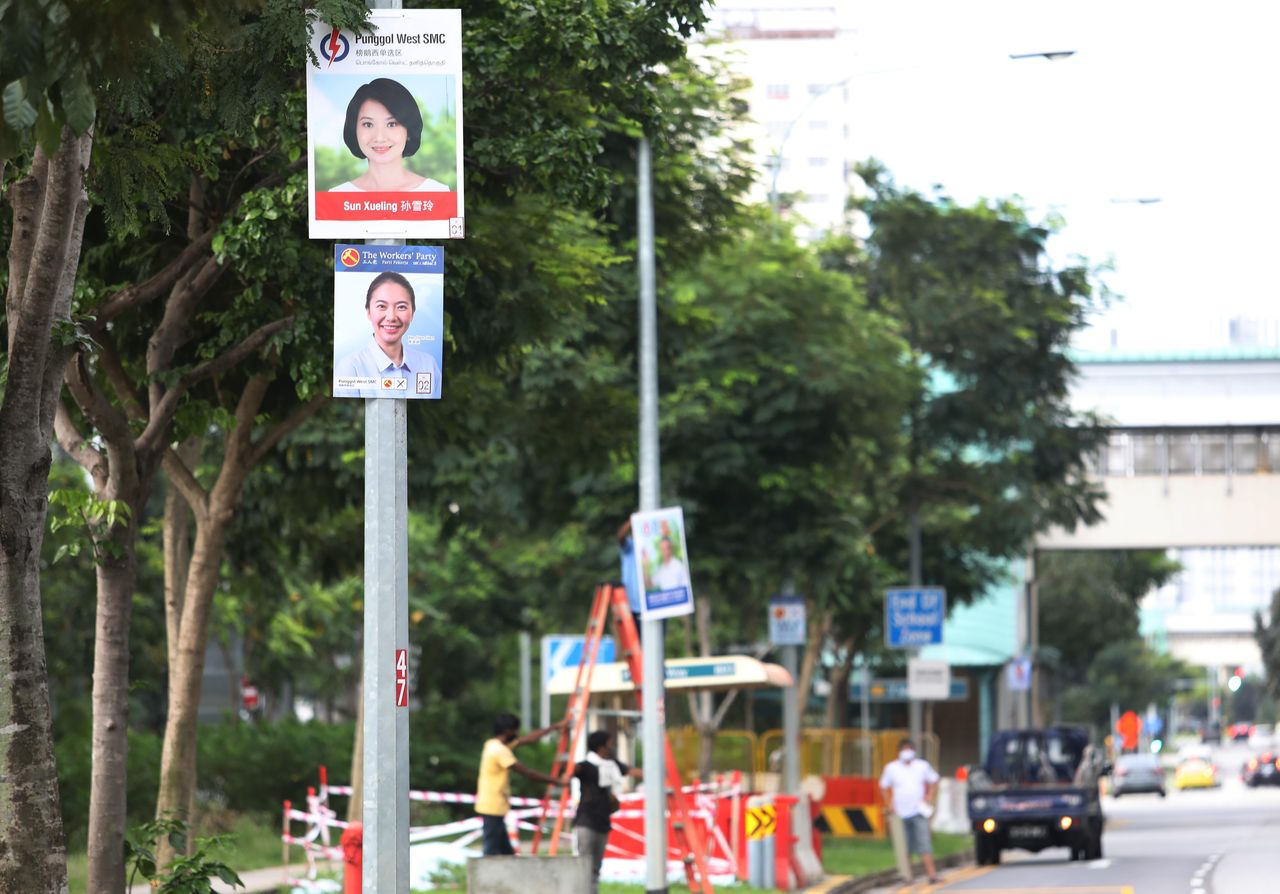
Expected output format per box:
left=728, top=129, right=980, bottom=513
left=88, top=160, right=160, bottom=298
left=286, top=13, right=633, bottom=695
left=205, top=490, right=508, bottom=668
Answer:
left=1174, top=755, right=1218, bottom=790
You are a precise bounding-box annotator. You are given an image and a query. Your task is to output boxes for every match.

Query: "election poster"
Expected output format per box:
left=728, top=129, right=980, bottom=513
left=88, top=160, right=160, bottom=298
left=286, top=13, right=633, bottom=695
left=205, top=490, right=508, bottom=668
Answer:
left=332, top=244, right=444, bottom=400
left=306, top=9, right=464, bottom=240
left=629, top=507, right=695, bottom=620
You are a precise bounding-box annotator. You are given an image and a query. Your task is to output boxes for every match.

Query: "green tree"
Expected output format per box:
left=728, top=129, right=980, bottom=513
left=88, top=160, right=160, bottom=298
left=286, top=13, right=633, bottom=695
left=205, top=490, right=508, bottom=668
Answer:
left=1059, top=640, right=1191, bottom=734
left=0, top=3, right=271, bottom=890
left=1255, top=588, right=1280, bottom=702
left=819, top=166, right=1109, bottom=640
left=1038, top=550, right=1181, bottom=686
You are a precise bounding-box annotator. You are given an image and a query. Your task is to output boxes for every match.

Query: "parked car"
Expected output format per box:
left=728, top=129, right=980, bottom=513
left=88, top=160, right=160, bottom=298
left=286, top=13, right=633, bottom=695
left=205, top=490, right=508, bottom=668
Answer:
left=1112, top=753, right=1166, bottom=797
left=1243, top=752, right=1280, bottom=787
left=1175, top=755, right=1218, bottom=790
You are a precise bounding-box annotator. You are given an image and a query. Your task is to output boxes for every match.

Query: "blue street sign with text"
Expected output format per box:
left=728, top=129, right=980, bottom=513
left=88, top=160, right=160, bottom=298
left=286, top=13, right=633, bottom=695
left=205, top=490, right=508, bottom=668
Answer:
left=884, top=587, right=946, bottom=648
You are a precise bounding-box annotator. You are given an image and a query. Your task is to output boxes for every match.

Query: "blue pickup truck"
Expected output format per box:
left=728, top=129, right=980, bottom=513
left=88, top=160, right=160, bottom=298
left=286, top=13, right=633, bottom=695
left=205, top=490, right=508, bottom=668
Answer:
left=965, top=727, right=1107, bottom=866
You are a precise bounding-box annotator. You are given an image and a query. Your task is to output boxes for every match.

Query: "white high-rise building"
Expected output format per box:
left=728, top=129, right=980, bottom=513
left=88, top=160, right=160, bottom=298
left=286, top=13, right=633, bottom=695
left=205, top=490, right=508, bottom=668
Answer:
left=703, top=3, right=860, bottom=241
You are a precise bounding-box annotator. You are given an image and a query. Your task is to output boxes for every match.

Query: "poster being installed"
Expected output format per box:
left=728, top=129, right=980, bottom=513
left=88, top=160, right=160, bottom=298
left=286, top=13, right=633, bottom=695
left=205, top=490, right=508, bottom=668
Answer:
left=307, top=9, right=464, bottom=240
left=332, top=244, right=443, bottom=400
left=629, top=507, right=694, bottom=620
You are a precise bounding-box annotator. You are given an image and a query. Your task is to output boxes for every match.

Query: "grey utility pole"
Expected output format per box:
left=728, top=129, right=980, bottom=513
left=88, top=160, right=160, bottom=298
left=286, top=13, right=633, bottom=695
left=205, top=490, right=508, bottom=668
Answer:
left=361, top=4, right=410, bottom=889
left=781, top=644, right=800, bottom=797
left=908, top=510, right=922, bottom=743
left=362, top=394, right=410, bottom=894
left=637, top=136, right=668, bottom=894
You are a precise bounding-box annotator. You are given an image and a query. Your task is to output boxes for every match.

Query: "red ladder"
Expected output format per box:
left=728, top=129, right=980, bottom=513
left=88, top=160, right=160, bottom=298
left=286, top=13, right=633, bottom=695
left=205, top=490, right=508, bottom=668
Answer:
left=531, top=583, right=613, bottom=855
left=536, top=584, right=715, bottom=892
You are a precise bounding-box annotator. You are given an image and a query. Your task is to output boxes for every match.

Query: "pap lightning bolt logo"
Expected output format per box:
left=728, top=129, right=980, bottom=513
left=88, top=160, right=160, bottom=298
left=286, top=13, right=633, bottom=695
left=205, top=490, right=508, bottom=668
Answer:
left=320, top=27, right=350, bottom=66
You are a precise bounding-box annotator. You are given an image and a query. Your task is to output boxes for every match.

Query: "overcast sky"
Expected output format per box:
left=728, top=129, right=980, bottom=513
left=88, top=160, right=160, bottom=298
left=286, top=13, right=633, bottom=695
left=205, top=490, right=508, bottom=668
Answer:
left=712, top=1, right=1280, bottom=351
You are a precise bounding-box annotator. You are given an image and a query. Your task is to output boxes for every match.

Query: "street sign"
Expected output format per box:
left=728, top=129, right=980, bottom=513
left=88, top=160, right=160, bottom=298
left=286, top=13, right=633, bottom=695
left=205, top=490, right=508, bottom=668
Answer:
left=541, top=635, right=616, bottom=685
left=847, top=677, right=969, bottom=703
left=884, top=587, right=945, bottom=648
left=907, top=658, right=951, bottom=701
left=1007, top=656, right=1032, bottom=692
left=746, top=804, right=777, bottom=840
left=768, top=595, right=806, bottom=647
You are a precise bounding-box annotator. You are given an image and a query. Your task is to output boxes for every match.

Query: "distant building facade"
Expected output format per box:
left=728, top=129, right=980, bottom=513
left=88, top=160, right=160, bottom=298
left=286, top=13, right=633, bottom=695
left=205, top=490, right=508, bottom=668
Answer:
left=703, top=2, right=860, bottom=240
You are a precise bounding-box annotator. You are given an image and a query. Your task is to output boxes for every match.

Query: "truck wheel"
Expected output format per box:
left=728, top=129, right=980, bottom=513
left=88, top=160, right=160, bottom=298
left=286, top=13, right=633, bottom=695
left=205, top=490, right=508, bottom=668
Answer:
left=976, top=838, right=998, bottom=866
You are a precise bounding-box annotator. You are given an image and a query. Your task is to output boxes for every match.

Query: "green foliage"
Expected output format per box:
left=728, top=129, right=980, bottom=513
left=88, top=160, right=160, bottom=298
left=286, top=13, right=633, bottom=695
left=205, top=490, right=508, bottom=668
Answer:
left=1038, top=550, right=1182, bottom=684
left=660, top=217, right=914, bottom=639
left=56, top=723, right=164, bottom=844
left=125, top=817, right=243, bottom=894
left=1255, top=588, right=1280, bottom=701
left=426, top=860, right=467, bottom=889
left=196, top=720, right=354, bottom=818
left=817, top=166, right=1109, bottom=614
left=47, top=488, right=132, bottom=563
left=1059, top=640, right=1192, bottom=731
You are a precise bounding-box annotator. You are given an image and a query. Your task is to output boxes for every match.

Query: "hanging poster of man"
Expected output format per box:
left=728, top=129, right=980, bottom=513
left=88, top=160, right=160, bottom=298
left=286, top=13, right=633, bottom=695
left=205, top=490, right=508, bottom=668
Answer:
left=332, top=244, right=444, bottom=400
left=629, top=507, right=695, bottom=620
left=306, top=9, right=464, bottom=240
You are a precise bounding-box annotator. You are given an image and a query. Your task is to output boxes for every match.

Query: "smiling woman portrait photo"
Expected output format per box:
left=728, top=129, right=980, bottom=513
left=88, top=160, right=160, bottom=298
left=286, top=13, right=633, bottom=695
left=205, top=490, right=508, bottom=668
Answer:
left=330, top=78, right=448, bottom=193
left=333, top=270, right=441, bottom=398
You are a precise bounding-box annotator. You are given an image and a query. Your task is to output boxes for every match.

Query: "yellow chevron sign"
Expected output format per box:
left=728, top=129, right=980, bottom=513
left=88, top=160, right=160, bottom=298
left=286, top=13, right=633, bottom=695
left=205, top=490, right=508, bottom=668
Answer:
left=745, top=804, right=777, bottom=840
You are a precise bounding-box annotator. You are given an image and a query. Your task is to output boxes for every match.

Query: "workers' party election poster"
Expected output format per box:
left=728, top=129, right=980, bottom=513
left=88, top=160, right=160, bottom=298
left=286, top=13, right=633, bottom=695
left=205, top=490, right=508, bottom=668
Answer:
left=307, top=9, right=464, bottom=240
left=332, top=244, right=444, bottom=400
left=630, top=507, right=695, bottom=620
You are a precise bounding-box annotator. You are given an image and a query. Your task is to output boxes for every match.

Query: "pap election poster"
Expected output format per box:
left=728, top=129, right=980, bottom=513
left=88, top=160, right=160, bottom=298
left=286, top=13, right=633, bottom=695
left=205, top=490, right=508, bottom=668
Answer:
left=332, top=244, right=444, bottom=400
left=307, top=9, right=464, bottom=240
left=630, top=507, right=695, bottom=620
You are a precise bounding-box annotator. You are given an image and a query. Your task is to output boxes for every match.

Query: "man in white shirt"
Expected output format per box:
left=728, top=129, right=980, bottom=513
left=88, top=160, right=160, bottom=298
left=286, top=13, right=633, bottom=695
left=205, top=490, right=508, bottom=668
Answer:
left=879, top=737, right=941, bottom=883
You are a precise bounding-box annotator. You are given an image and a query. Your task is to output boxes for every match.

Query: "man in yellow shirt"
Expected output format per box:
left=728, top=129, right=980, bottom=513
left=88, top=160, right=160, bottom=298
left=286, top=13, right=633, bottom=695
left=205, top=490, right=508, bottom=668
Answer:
left=476, top=712, right=565, bottom=855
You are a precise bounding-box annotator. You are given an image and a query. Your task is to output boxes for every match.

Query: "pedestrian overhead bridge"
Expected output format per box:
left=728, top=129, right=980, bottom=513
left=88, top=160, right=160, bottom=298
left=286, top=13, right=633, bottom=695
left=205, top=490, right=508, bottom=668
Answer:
left=1037, top=349, right=1280, bottom=550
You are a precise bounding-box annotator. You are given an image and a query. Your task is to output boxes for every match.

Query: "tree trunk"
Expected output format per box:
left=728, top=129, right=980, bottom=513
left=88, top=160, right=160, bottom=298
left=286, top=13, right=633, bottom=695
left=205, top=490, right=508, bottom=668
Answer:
left=155, top=506, right=232, bottom=860
left=795, top=602, right=830, bottom=718
left=0, top=505, right=67, bottom=894
left=87, top=540, right=140, bottom=894
left=163, top=441, right=199, bottom=684
left=0, top=126, right=92, bottom=894
left=154, top=381, right=322, bottom=862
left=823, top=638, right=856, bottom=729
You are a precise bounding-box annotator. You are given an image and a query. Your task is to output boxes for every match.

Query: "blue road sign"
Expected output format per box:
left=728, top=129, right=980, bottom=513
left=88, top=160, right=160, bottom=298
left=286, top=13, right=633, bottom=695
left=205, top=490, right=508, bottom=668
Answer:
left=541, top=635, right=616, bottom=685
left=884, top=587, right=946, bottom=648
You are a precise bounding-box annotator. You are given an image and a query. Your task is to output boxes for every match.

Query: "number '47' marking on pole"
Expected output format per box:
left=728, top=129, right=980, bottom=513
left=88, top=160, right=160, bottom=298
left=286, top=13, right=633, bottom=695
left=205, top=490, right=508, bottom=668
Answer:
left=395, top=649, right=408, bottom=708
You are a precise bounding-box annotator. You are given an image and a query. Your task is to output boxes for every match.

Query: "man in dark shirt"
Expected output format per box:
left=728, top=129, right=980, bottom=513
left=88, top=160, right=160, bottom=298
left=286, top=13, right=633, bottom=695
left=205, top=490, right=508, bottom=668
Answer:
left=574, top=730, right=642, bottom=894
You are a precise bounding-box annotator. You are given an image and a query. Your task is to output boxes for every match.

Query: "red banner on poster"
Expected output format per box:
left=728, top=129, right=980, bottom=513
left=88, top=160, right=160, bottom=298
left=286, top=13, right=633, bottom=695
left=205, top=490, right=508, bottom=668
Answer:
left=315, top=191, right=458, bottom=221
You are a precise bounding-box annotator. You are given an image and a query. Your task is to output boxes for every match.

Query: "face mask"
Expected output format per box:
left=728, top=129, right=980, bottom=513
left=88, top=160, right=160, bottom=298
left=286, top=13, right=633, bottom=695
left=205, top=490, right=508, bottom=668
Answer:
left=900, top=749, right=916, bottom=762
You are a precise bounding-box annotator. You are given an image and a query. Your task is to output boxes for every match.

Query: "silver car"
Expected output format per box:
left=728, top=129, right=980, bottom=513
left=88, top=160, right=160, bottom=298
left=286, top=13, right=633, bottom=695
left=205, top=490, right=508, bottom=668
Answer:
left=1112, top=753, right=1166, bottom=797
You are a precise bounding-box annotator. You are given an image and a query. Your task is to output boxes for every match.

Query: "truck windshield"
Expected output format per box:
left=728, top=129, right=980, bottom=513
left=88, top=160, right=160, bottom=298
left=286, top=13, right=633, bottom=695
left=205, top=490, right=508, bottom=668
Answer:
left=987, top=729, right=1089, bottom=784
